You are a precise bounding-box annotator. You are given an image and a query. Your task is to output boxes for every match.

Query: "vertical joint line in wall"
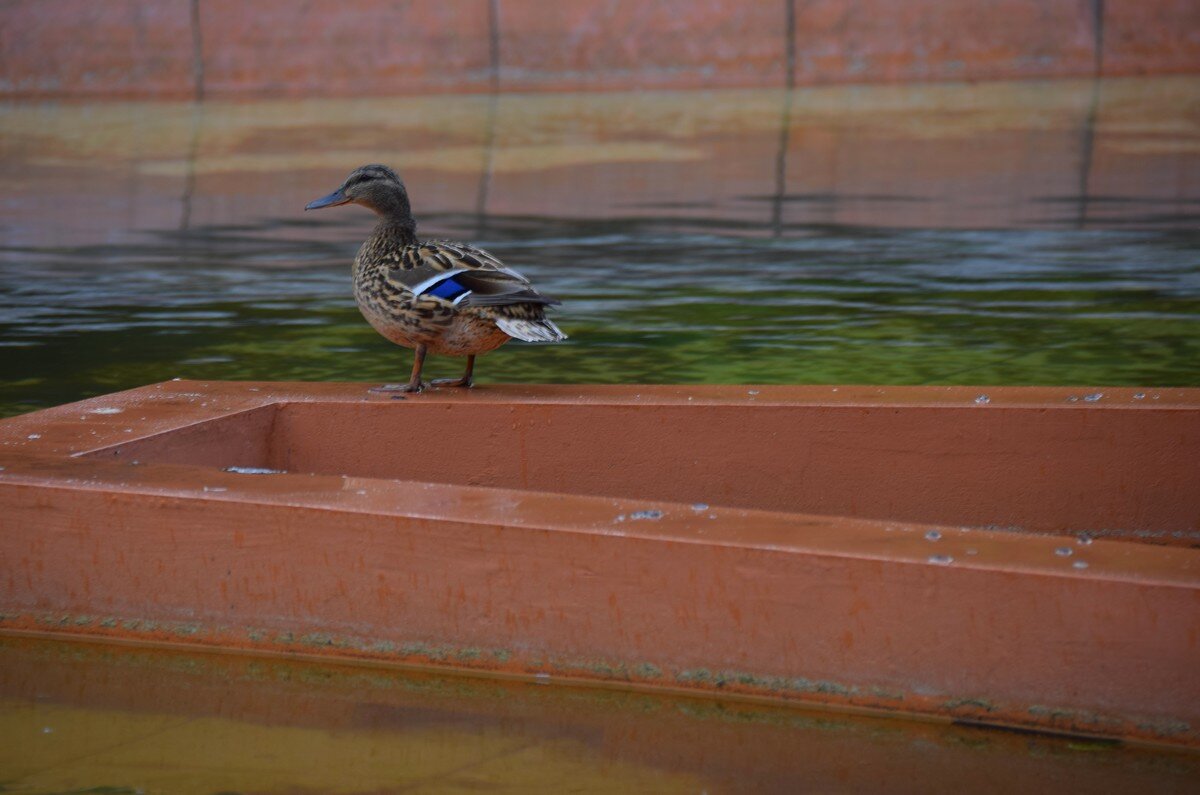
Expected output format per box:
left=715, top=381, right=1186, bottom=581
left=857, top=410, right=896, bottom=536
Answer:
left=180, top=102, right=201, bottom=232
left=1077, top=0, right=1104, bottom=227
left=476, top=0, right=502, bottom=232
left=488, top=0, right=501, bottom=93
left=784, top=0, right=796, bottom=90
left=182, top=0, right=204, bottom=230
left=475, top=92, right=498, bottom=231
left=190, top=0, right=205, bottom=101
left=772, top=0, right=797, bottom=237
left=1076, top=80, right=1100, bottom=229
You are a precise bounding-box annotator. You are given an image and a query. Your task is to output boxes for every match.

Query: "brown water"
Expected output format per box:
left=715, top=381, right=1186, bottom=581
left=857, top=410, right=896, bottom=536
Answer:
left=1, top=637, right=1197, bottom=794
left=2, top=77, right=1199, bottom=417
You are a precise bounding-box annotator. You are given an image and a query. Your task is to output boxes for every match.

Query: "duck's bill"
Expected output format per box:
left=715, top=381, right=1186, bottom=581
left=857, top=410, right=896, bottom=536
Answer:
left=305, top=188, right=350, bottom=210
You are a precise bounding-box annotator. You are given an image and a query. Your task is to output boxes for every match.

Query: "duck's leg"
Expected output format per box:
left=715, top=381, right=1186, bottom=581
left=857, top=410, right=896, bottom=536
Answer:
left=370, top=344, right=428, bottom=393
left=431, top=355, right=475, bottom=389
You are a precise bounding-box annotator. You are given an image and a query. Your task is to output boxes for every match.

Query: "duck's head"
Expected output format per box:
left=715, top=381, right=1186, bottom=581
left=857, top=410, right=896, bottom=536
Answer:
left=305, top=164, right=413, bottom=221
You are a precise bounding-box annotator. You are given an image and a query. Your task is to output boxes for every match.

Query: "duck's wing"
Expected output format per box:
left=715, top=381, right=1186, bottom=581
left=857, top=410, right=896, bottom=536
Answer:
left=385, top=242, right=561, bottom=308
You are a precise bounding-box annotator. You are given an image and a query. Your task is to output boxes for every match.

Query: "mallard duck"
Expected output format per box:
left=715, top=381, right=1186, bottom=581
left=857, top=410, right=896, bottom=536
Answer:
left=305, top=164, right=566, bottom=392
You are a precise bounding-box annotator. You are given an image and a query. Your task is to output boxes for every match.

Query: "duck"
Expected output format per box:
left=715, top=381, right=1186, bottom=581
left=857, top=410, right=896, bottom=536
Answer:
left=305, top=164, right=566, bottom=393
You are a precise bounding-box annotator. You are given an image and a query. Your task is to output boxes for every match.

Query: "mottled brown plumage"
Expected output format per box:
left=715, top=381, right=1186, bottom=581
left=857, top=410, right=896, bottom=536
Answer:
left=306, top=165, right=566, bottom=392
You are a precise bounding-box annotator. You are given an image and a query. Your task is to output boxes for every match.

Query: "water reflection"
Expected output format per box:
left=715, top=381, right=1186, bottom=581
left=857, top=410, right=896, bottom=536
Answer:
left=1, top=78, right=1198, bottom=416
left=1, top=637, right=1196, bottom=794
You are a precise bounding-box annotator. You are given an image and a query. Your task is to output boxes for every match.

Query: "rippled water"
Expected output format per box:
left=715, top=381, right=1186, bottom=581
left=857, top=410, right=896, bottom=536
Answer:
left=2, top=78, right=1199, bottom=416
left=2, top=214, right=1197, bottom=416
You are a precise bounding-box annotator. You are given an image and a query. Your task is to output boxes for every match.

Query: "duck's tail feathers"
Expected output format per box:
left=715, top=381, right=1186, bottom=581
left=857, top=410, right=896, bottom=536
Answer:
left=496, top=317, right=568, bottom=343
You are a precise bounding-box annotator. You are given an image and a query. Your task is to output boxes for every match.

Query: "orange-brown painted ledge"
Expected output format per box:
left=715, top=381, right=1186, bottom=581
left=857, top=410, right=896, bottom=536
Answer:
left=1, top=381, right=1198, bottom=747
left=2, top=0, right=1198, bottom=99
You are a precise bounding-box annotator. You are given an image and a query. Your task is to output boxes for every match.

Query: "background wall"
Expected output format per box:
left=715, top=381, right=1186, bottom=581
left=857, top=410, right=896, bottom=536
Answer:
left=1, top=0, right=1198, bottom=99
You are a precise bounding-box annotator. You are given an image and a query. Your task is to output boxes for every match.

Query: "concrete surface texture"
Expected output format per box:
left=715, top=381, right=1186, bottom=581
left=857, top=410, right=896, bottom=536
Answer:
left=0, top=0, right=1197, bottom=99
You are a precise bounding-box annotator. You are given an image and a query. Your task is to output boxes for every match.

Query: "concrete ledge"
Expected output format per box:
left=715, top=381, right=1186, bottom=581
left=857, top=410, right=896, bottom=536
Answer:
left=1, top=0, right=1197, bottom=98
left=1, top=381, right=1198, bottom=746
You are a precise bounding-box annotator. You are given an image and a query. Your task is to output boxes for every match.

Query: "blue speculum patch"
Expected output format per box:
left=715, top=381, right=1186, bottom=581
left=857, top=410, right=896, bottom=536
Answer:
left=426, top=277, right=470, bottom=300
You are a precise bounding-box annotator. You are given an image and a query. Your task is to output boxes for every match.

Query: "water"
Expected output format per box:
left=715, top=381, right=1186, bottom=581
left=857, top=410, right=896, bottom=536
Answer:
left=2, top=80, right=1199, bottom=789
left=1, top=77, right=1199, bottom=416
left=2, top=219, right=1198, bottom=417
left=1, top=636, right=1196, bottom=794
